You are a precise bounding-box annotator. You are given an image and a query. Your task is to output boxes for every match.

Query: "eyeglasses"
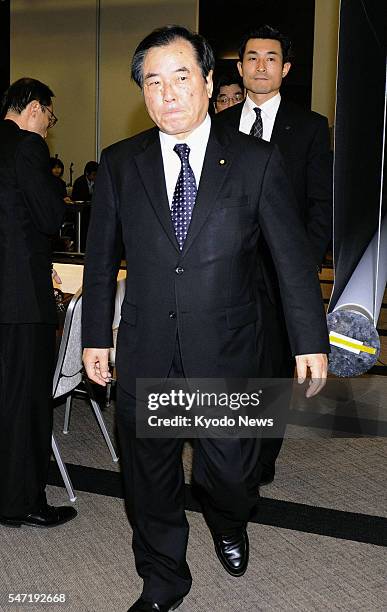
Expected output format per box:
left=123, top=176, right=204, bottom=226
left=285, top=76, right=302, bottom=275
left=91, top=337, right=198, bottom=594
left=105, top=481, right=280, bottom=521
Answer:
left=216, top=93, right=244, bottom=105
left=41, top=105, right=58, bottom=128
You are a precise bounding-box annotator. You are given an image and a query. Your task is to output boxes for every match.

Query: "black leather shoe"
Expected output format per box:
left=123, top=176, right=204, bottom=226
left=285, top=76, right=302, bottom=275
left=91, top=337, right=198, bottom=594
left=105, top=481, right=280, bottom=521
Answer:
left=128, top=596, right=183, bottom=611
left=259, top=466, right=275, bottom=486
left=212, top=529, right=249, bottom=577
left=0, top=504, right=77, bottom=528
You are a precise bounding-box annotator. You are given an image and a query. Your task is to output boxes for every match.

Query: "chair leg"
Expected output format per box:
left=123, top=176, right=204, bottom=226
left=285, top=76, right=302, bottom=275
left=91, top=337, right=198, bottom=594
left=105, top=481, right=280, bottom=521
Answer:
left=88, top=397, right=119, bottom=462
left=51, top=434, right=77, bottom=502
left=63, top=394, right=72, bottom=434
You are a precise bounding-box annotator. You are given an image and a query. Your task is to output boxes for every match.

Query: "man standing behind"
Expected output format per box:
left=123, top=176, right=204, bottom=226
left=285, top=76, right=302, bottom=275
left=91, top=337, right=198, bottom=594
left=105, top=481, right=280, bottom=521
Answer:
left=216, top=25, right=333, bottom=485
left=0, top=78, right=77, bottom=528
left=213, top=73, right=244, bottom=113
left=82, top=26, right=328, bottom=612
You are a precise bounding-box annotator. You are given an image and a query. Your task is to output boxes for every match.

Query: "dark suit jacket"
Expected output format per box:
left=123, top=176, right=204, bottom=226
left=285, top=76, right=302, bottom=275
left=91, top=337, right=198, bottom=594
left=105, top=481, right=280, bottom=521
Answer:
left=0, top=120, right=64, bottom=324
left=215, top=99, right=333, bottom=265
left=71, top=175, right=92, bottom=202
left=82, top=122, right=329, bottom=395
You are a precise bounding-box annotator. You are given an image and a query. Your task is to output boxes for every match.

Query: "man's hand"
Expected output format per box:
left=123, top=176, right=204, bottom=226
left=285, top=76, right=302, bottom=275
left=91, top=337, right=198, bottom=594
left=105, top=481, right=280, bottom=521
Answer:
left=83, top=348, right=112, bottom=386
left=295, top=353, right=328, bottom=398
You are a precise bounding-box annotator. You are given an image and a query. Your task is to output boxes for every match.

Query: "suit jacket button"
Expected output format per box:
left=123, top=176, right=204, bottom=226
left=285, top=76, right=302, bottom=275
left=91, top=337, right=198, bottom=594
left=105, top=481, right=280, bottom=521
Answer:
left=169, top=311, right=177, bottom=319
left=175, top=266, right=185, bottom=275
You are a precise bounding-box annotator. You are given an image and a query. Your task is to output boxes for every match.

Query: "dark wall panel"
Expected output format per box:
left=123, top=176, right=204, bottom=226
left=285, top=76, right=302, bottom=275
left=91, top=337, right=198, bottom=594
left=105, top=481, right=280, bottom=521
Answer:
left=329, top=0, right=386, bottom=309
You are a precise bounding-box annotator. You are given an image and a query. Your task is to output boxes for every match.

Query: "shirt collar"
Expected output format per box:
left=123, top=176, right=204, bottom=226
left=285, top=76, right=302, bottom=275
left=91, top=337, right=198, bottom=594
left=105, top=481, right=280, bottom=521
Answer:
left=159, top=113, right=211, bottom=151
left=245, top=92, right=281, bottom=120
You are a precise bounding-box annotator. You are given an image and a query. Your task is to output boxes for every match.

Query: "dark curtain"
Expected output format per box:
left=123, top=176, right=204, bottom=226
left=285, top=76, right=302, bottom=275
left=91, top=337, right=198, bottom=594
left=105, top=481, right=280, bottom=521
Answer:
left=329, top=0, right=386, bottom=310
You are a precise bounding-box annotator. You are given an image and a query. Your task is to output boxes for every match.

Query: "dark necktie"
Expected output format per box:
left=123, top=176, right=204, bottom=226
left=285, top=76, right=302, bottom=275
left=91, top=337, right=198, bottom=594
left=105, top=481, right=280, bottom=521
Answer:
left=250, top=107, right=263, bottom=139
left=171, top=143, right=197, bottom=250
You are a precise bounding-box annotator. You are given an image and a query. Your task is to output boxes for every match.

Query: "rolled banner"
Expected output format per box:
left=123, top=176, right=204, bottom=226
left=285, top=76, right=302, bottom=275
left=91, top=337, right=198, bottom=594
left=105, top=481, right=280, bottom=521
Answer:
left=327, top=214, right=386, bottom=376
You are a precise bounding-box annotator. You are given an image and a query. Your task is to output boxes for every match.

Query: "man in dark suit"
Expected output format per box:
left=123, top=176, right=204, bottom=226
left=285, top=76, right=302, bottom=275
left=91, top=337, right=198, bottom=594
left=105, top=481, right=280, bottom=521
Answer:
left=82, top=26, right=329, bottom=612
left=215, top=25, right=333, bottom=485
left=71, top=161, right=99, bottom=201
left=71, top=161, right=99, bottom=251
left=0, top=78, right=77, bottom=528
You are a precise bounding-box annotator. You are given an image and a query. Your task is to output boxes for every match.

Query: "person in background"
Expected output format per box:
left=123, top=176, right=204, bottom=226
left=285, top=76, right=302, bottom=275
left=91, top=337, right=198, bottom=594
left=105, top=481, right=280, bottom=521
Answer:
left=71, top=161, right=99, bottom=251
left=213, top=72, right=244, bottom=113
left=50, top=157, right=72, bottom=203
left=0, top=77, right=77, bottom=528
left=50, top=157, right=74, bottom=251
left=215, top=24, right=333, bottom=486
left=71, top=160, right=99, bottom=201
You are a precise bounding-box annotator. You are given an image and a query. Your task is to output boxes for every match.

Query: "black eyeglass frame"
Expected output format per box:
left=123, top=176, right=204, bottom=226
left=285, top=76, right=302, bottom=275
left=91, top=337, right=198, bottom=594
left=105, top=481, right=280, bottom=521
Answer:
left=216, top=93, right=244, bottom=105
left=41, top=105, right=58, bottom=128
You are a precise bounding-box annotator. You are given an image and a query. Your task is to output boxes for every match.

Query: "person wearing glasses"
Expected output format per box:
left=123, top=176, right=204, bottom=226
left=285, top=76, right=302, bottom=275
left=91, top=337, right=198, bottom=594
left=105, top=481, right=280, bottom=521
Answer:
left=213, top=72, right=244, bottom=113
left=0, top=78, right=77, bottom=528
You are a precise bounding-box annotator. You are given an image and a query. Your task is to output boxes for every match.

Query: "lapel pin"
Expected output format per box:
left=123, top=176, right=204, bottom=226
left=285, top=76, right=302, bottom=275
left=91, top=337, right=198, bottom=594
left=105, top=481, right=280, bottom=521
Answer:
left=285, top=125, right=291, bottom=130
left=219, top=159, right=227, bottom=165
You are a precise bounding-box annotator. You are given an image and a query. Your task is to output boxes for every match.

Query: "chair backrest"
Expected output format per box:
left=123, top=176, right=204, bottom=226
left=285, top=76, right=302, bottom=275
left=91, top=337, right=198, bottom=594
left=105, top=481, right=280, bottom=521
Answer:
left=53, top=288, right=83, bottom=399
left=110, top=277, right=126, bottom=365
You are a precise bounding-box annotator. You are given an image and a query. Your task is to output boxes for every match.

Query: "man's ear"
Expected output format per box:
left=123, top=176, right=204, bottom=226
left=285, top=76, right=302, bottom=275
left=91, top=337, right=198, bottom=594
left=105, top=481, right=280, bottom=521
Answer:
left=205, top=69, right=214, bottom=98
left=27, top=100, right=40, bottom=118
left=282, top=62, right=291, bottom=79
left=237, top=61, right=243, bottom=78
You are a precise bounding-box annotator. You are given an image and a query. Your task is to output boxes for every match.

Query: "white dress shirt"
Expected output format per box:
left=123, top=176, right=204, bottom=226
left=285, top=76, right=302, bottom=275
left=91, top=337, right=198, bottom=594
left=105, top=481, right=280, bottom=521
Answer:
left=239, top=93, right=281, bottom=142
left=159, top=114, right=211, bottom=207
left=86, top=177, right=94, bottom=195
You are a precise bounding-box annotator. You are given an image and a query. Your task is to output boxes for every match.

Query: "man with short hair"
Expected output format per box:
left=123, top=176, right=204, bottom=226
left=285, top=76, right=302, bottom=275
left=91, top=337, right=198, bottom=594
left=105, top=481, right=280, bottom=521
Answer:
left=213, top=73, right=244, bottom=113
left=216, top=25, right=333, bottom=485
left=0, top=78, right=77, bottom=527
left=71, top=160, right=99, bottom=202
left=82, top=26, right=329, bottom=612
left=71, top=160, right=99, bottom=250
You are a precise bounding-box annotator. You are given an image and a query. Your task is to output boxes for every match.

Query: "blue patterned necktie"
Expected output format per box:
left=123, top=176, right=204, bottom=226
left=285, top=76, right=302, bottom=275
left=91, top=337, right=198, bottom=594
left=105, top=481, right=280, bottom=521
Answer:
left=171, top=143, right=197, bottom=250
left=250, top=107, right=263, bottom=139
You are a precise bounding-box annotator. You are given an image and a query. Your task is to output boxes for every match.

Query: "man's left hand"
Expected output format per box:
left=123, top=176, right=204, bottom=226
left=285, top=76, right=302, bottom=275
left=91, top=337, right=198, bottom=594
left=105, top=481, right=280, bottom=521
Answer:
left=295, top=353, right=328, bottom=398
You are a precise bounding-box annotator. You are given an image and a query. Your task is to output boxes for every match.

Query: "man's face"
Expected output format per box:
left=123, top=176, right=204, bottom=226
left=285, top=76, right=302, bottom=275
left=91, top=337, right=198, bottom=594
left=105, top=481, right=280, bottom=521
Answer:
left=215, top=83, right=244, bottom=113
left=87, top=171, right=97, bottom=183
left=142, top=38, right=213, bottom=139
left=238, top=38, right=291, bottom=101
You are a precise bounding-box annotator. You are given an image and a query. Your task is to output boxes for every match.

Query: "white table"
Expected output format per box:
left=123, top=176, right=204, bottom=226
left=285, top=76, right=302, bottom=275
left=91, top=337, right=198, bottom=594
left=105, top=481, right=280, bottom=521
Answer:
left=53, top=262, right=126, bottom=294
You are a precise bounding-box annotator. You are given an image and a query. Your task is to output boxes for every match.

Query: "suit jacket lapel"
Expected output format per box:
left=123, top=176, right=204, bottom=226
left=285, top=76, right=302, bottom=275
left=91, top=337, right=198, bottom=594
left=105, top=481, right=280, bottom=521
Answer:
left=134, top=129, right=180, bottom=252
left=224, top=103, right=243, bottom=130
left=134, top=123, right=234, bottom=256
left=270, top=100, right=293, bottom=148
left=182, top=123, right=234, bottom=256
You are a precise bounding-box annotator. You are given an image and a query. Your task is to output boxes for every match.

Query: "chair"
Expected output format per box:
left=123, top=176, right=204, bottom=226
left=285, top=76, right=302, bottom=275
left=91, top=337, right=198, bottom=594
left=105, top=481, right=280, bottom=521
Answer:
left=52, top=287, right=119, bottom=502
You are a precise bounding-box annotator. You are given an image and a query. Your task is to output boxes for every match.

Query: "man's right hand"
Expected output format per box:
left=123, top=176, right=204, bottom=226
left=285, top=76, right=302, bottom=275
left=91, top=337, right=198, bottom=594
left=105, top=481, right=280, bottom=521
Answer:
left=83, top=348, right=112, bottom=386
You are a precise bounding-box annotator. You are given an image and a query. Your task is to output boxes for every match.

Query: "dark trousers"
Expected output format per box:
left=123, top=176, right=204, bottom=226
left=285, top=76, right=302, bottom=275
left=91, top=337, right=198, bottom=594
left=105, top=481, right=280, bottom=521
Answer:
left=258, top=291, right=294, bottom=471
left=0, top=323, right=56, bottom=516
left=116, top=343, right=261, bottom=603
